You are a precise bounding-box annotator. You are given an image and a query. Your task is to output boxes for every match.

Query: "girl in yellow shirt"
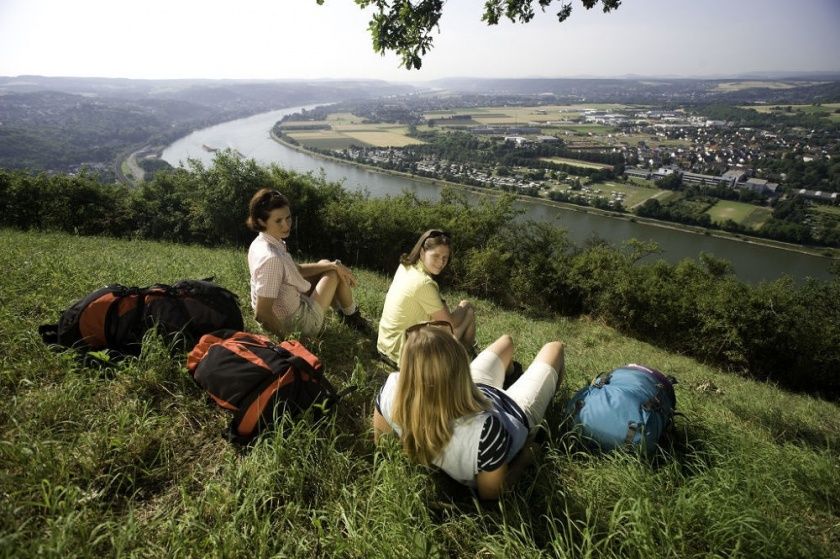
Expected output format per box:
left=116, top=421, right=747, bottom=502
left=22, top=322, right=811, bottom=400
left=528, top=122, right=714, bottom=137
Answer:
left=376, top=229, right=476, bottom=366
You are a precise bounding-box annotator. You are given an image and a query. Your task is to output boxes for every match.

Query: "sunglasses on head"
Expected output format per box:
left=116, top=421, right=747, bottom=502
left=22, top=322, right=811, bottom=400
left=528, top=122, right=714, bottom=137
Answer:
left=405, top=320, right=454, bottom=336
left=426, top=230, right=451, bottom=240
left=258, top=190, right=284, bottom=206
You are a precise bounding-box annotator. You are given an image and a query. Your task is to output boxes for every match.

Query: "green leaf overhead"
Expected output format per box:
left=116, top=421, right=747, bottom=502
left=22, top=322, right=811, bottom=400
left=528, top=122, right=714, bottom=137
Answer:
left=317, top=0, right=623, bottom=69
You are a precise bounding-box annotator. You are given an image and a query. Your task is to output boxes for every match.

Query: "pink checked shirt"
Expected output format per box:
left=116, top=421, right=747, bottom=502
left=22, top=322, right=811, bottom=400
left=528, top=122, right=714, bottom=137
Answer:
left=248, top=232, right=311, bottom=321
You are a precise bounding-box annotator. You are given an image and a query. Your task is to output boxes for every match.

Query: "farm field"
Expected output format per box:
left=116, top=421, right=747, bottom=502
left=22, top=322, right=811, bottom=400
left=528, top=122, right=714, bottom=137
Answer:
left=655, top=190, right=684, bottom=204
left=284, top=129, right=370, bottom=150
left=706, top=200, right=773, bottom=229
left=713, top=81, right=805, bottom=92
left=549, top=124, right=615, bottom=135
left=425, top=104, right=636, bottom=125
left=278, top=120, right=332, bottom=129
left=341, top=130, right=426, bottom=147
left=618, top=133, right=692, bottom=148
left=285, top=123, right=424, bottom=149
left=811, top=204, right=840, bottom=231
left=812, top=204, right=840, bottom=217
left=539, top=156, right=612, bottom=170
left=598, top=181, right=662, bottom=208
left=740, top=102, right=840, bottom=122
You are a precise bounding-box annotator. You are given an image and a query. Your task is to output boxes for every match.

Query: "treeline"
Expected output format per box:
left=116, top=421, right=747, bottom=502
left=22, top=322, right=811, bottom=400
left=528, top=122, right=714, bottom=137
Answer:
left=762, top=155, right=840, bottom=193
left=1, top=155, right=838, bottom=398
left=647, top=174, right=840, bottom=247
left=696, top=103, right=840, bottom=131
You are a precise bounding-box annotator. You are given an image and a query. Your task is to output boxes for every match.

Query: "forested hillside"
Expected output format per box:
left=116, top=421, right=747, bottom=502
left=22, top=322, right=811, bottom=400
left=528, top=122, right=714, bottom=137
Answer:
left=0, top=77, right=416, bottom=174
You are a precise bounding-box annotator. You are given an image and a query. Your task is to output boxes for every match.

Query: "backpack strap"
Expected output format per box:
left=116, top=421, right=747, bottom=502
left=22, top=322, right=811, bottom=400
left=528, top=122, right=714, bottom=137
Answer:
left=103, top=286, right=146, bottom=349
left=625, top=421, right=639, bottom=446
left=38, top=323, right=59, bottom=345
left=591, top=372, right=612, bottom=388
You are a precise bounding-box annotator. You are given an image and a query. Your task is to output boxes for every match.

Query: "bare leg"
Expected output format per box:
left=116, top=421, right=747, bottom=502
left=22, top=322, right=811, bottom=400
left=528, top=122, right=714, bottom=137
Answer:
left=313, top=260, right=354, bottom=310
left=483, top=334, right=513, bottom=372
left=534, top=341, right=565, bottom=382
left=311, top=271, right=339, bottom=311
left=334, top=277, right=354, bottom=310
left=505, top=341, right=566, bottom=429
left=450, top=304, right=476, bottom=349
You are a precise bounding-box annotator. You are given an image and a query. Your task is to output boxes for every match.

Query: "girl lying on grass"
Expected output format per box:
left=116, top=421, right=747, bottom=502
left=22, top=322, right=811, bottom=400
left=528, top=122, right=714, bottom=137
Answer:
left=246, top=187, right=372, bottom=337
left=377, top=229, right=477, bottom=367
left=373, top=322, right=565, bottom=500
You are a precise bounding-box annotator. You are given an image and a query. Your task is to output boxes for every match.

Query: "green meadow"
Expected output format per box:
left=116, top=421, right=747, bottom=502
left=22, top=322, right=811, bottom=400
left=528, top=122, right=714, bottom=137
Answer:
left=706, top=200, right=774, bottom=229
left=1, top=228, right=838, bottom=558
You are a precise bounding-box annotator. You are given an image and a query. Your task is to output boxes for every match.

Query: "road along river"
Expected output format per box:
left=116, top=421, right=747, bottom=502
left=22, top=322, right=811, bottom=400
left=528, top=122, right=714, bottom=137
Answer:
left=162, top=106, right=833, bottom=283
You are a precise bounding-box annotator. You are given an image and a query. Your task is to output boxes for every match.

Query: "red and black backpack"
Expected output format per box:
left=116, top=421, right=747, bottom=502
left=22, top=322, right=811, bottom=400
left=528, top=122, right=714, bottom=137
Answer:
left=39, top=279, right=244, bottom=358
left=186, top=330, right=353, bottom=443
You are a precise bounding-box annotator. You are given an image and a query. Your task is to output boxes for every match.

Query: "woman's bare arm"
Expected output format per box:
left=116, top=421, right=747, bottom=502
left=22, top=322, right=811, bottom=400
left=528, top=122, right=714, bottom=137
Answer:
left=372, top=408, right=393, bottom=443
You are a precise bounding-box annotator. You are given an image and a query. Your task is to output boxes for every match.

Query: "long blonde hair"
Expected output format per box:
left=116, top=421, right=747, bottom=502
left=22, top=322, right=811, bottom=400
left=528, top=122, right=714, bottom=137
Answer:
left=392, top=326, right=489, bottom=466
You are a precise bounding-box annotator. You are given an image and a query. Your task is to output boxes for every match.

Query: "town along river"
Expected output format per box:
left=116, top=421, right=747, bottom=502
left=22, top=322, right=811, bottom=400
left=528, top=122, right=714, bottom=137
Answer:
left=162, top=106, right=833, bottom=283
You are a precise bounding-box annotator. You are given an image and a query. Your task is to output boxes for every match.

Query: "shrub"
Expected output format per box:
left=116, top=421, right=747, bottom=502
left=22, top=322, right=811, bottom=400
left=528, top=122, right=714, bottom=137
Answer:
left=1, top=157, right=837, bottom=398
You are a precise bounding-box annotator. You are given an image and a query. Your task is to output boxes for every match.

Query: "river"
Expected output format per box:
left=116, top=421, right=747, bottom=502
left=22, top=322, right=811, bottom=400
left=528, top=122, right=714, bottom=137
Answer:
left=162, top=105, right=833, bottom=283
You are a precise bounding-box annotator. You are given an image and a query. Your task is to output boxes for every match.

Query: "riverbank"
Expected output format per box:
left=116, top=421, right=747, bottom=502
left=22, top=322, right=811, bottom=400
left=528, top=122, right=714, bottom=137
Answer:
left=270, top=130, right=838, bottom=260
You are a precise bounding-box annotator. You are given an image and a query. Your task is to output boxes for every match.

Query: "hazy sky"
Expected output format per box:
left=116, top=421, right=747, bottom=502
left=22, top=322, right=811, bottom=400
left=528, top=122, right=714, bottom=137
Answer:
left=1, top=0, right=838, bottom=81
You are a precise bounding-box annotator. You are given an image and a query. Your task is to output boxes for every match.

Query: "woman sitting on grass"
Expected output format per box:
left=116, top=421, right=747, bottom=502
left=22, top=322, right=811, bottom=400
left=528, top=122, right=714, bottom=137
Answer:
left=246, top=187, right=371, bottom=337
left=373, top=323, right=565, bottom=500
left=376, top=229, right=476, bottom=367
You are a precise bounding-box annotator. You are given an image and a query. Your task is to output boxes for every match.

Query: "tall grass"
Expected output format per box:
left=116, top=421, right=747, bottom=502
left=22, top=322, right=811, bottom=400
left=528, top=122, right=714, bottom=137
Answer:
left=1, top=228, right=838, bottom=558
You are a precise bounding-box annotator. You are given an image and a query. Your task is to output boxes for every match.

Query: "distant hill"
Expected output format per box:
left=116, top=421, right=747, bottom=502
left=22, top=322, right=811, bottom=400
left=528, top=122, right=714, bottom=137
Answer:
left=426, top=77, right=840, bottom=104
left=0, top=76, right=418, bottom=175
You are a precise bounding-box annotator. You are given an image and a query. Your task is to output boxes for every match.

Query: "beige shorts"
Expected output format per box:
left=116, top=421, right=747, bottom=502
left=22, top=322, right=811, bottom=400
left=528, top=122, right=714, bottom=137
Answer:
left=286, top=295, right=325, bottom=337
left=470, top=350, right=558, bottom=431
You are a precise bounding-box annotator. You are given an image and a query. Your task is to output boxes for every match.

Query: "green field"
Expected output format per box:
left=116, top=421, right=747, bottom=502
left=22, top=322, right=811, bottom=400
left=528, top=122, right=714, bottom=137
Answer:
left=278, top=120, right=332, bottom=129
left=1, top=228, right=839, bottom=558
left=551, top=124, right=615, bottom=135
left=539, top=156, right=612, bottom=170
left=618, top=133, right=692, bottom=149
left=714, top=81, right=804, bottom=92
left=706, top=200, right=773, bottom=229
left=295, top=136, right=372, bottom=150
left=598, top=181, right=662, bottom=208
left=673, top=198, right=715, bottom=215
left=425, top=104, right=635, bottom=127
left=813, top=204, right=840, bottom=217
left=286, top=125, right=423, bottom=150
left=741, top=102, right=840, bottom=122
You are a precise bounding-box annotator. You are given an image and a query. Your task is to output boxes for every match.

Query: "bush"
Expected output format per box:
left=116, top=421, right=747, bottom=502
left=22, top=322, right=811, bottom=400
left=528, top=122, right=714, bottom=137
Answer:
left=1, top=157, right=838, bottom=398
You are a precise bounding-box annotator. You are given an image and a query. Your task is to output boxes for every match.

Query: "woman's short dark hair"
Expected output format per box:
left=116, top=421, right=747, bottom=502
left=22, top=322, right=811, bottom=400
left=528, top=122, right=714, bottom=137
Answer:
left=400, top=229, right=452, bottom=267
left=247, top=188, right=289, bottom=232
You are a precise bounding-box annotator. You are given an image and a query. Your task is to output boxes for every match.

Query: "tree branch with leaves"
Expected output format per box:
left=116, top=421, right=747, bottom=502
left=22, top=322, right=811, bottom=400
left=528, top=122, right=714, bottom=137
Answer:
left=317, top=0, right=622, bottom=69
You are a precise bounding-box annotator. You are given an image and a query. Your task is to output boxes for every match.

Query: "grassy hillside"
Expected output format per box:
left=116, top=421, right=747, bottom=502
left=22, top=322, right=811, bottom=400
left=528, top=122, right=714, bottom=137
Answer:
left=1, top=228, right=838, bottom=558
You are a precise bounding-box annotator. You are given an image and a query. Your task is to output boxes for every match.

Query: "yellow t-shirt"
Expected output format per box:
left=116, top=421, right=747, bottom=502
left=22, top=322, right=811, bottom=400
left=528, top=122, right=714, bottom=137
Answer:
left=377, top=262, right=445, bottom=364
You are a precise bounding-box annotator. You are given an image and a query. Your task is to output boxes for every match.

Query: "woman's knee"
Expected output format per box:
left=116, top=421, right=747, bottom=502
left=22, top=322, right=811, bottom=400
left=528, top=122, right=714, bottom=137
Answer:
left=465, top=305, right=476, bottom=323
left=484, top=334, right=513, bottom=361
left=536, top=341, right=565, bottom=375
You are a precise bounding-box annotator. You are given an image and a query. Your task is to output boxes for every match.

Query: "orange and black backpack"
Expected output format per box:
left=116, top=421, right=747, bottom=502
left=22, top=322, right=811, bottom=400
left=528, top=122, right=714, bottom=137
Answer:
left=39, top=279, right=243, bottom=358
left=186, top=330, right=353, bottom=443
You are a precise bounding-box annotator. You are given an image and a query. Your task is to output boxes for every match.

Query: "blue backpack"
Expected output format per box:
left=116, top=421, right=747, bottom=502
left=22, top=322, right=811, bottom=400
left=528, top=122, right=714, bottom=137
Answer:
left=564, top=365, right=677, bottom=453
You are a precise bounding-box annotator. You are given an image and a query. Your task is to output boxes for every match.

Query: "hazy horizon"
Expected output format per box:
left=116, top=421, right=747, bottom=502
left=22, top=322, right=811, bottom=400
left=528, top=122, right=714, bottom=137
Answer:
left=1, top=0, right=839, bottom=82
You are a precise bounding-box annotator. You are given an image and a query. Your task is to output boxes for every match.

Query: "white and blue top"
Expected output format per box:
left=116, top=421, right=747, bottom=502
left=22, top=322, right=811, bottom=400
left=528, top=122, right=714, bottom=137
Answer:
left=376, top=373, right=529, bottom=487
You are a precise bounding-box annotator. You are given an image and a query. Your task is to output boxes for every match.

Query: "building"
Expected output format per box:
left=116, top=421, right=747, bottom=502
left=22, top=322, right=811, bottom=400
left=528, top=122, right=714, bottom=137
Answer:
left=625, top=167, right=652, bottom=180
left=721, top=169, right=747, bottom=186
left=793, top=189, right=839, bottom=204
